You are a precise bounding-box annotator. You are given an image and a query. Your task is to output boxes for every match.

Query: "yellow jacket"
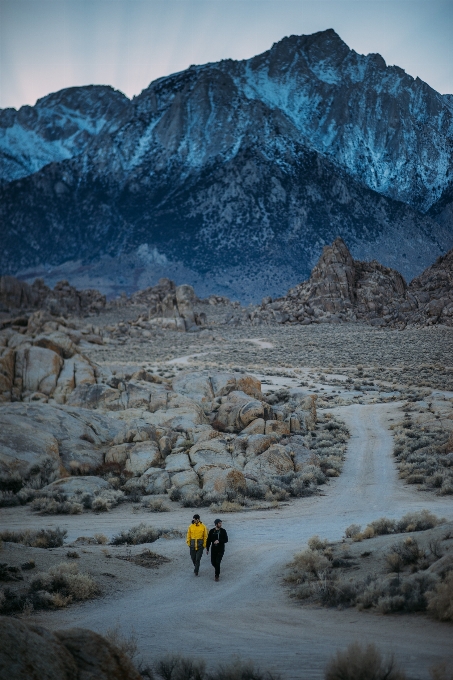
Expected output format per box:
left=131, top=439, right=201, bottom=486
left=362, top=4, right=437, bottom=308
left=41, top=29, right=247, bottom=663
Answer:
left=186, top=522, right=208, bottom=548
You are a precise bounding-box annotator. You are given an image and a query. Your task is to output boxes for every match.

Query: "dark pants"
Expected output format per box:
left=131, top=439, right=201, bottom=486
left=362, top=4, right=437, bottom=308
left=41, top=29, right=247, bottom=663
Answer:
left=210, top=549, right=224, bottom=577
left=190, top=547, right=203, bottom=574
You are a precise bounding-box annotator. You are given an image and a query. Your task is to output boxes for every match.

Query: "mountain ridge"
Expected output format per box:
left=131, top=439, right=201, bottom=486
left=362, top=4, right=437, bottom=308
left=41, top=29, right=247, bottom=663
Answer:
left=1, top=29, right=453, bottom=301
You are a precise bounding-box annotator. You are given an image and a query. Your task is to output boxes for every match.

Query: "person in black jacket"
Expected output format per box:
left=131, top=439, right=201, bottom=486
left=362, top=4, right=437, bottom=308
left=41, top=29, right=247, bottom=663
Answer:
left=206, top=519, right=228, bottom=582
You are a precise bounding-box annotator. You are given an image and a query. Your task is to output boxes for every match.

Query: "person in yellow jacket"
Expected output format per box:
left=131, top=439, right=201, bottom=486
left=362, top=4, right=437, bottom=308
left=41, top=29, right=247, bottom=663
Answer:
left=186, top=513, right=208, bottom=576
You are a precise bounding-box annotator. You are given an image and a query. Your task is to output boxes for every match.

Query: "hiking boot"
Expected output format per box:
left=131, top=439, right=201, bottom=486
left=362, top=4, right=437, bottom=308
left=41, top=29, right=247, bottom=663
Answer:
left=215, top=576, right=219, bottom=581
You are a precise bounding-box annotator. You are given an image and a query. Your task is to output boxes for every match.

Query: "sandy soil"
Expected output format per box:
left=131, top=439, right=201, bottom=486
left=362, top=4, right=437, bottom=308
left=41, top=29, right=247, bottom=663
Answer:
left=3, top=401, right=453, bottom=679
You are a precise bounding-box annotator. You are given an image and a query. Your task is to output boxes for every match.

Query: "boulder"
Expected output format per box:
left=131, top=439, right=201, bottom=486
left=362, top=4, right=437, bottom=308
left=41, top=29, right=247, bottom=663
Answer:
left=105, top=444, right=132, bottom=465
left=216, top=391, right=264, bottom=432
left=188, top=439, right=235, bottom=475
left=172, top=371, right=261, bottom=404
left=236, top=375, right=261, bottom=397
left=245, top=434, right=278, bottom=458
left=265, top=420, right=290, bottom=436
left=42, top=476, right=111, bottom=498
left=0, top=348, right=15, bottom=401
left=210, top=373, right=237, bottom=397
left=0, top=412, right=61, bottom=477
left=0, top=617, right=141, bottom=680
left=176, top=284, right=197, bottom=330
left=240, top=418, right=265, bottom=435
left=0, top=403, right=122, bottom=477
left=169, top=468, right=199, bottom=489
left=201, top=466, right=236, bottom=493
left=67, top=383, right=122, bottom=410
left=33, top=332, right=77, bottom=359
left=124, top=441, right=161, bottom=476
left=164, top=452, right=192, bottom=473
left=172, top=372, right=215, bottom=404
left=67, top=380, right=168, bottom=412
left=145, top=405, right=208, bottom=431
left=244, top=444, right=294, bottom=478
left=0, top=617, right=78, bottom=680
left=15, top=346, right=63, bottom=396
left=53, top=355, right=96, bottom=404
left=142, top=468, right=171, bottom=494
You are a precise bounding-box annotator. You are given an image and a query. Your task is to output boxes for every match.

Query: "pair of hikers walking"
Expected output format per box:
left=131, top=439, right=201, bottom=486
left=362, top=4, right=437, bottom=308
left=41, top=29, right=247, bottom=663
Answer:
left=186, top=515, right=228, bottom=581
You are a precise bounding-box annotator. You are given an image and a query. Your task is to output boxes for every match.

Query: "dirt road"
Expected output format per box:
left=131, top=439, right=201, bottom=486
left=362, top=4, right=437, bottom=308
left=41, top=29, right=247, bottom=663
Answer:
left=7, top=403, right=453, bottom=678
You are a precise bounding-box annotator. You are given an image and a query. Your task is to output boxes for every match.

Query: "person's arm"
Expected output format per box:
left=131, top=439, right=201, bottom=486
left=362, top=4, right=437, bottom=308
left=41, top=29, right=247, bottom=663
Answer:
left=206, top=529, right=212, bottom=552
left=202, top=524, right=208, bottom=548
left=186, top=525, right=192, bottom=547
left=223, top=529, right=228, bottom=544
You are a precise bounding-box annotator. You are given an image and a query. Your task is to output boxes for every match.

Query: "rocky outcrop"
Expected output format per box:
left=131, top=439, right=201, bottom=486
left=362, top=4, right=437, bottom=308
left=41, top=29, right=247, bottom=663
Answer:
left=0, top=276, right=106, bottom=316
left=0, top=403, right=123, bottom=477
left=0, top=323, right=96, bottom=403
left=0, top=318, right=324, bottom=499
left=255, top=238, right=453, bottom=327
left=0, top=616, right=141, bottom=680
left=406, top=247, right=453, bottom=326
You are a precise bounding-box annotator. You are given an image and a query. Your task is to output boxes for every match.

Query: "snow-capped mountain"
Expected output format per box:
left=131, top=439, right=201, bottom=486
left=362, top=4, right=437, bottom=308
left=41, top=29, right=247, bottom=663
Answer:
left=0, top=85, right=128, bottom=185
left=1, top=30, right=452, bottom=301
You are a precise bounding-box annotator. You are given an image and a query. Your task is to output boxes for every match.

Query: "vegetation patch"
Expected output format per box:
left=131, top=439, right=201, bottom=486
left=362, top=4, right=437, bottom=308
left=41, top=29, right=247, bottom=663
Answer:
left=392, top=402, right=453, bottom=495
left=110, top=523, right=182, bottom=546
left=0, top=561, right=100, bottom=614
left=285, top=517, right=453, bottom=621
left=117, top=549, right=170, bottom=569
left=0, top=527, right=66, bottom=548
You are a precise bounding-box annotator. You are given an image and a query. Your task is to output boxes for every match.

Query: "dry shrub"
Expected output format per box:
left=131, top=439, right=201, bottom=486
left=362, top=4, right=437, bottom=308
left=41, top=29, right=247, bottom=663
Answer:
left=396, top=510, right=441, bottom=532
left=348, top=510, right=442, bottom=542
left=0, top=527, right=66, bottom=548
left=385, top=538, right=423, bottom=572
left=29, top=561, right=99, bottom=604
left=105, top=623, right=139, bottom=662
left=325, top=642, right=406, bottom=680
left=181, top=491, right=205, bottom=508
left=307, top=535, right=329, bottom=552
left=94, top=533, right=108, bottom=544
left=142, top=498, right=170, bottom=512
left=209, top=501, right=243, bottom=513
left=345, top=524, right=361, bottom=539
left=110, top=524, right=181, bottom=545
left=30, top=496, right=83, bottom=515
left=427, top=571, right=453, bottom=621
left=66, top=550, right=80, bottom=559
left=154, top=654, right=278, bottom=680
left=209, top=659, right=279, bottom=680
left=287, top=549, right=330, bottom=582
left=367, top=517, right=396, bottom=536
left=156, top=654, right=206, bottom=680
left=111, top=523, right=160, bottom=545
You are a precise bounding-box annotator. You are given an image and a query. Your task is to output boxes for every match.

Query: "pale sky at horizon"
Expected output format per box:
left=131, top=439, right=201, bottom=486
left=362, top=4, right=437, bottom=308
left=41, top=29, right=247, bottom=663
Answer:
left=1, top=0, right=452, bottom=111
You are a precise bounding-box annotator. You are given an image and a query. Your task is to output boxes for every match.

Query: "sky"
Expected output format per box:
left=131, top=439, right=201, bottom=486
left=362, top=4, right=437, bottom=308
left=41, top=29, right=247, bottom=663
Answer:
left=1, top=0, right=452, bottom=111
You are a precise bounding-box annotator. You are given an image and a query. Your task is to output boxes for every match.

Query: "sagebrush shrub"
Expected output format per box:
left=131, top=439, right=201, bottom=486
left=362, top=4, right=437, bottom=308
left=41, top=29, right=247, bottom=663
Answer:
left=427, top=572, right=453, bottom=621
left=0, top=527, right=66, bottom=548
left=111, top=523, right=160, bottom=545
left=396, top=509, right=440, bottom=532
left=30, top=561, right=99, bottom=603
left=325, top=642, right=406, bottom=680
left=307, top=535, right=329, bottom=552
left=345, top=524, right=361, bottom=539
left=30, top=496, right=83, bottom=515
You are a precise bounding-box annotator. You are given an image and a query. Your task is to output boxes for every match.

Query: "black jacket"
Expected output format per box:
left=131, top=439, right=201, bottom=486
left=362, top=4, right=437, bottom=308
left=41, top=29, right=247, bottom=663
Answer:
left=206, top=527, right=228, bottom=552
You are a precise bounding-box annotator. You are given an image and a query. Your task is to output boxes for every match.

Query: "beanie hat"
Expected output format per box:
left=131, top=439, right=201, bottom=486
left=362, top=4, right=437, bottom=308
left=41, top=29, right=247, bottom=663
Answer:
left=214, top=519, right=222, bottom=526
left=193, top=514, right=200, bottom=520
